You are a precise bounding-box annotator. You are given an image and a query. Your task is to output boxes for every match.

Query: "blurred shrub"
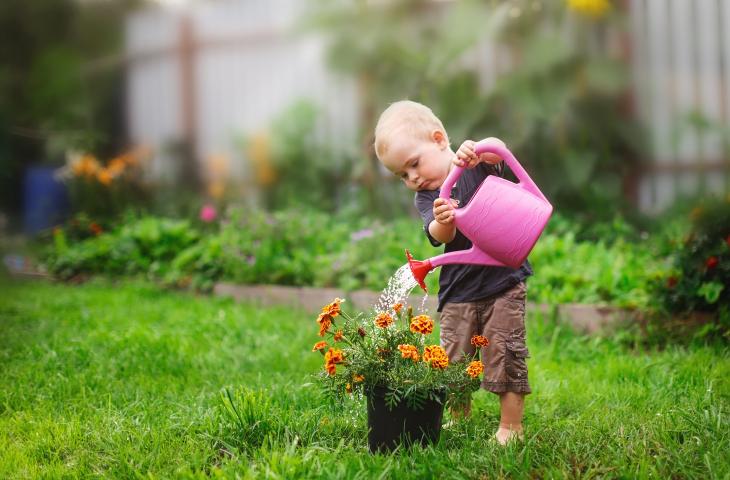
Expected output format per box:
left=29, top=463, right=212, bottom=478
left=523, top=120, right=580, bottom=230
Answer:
left=242, top=101, right=363, bottom=213
left=654, top=196, right=730, bottom=317
left=44, top=207, right=663, bottom=307
left=309, top=0, right=643, bottom=220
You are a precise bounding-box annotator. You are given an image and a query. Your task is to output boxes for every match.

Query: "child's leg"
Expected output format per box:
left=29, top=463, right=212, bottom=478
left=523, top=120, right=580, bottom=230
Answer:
left=438, top=302, right=479, bottom=421
left=496, top=392, right=525, bottom=443
left=479, top=282, right=531, bottom=444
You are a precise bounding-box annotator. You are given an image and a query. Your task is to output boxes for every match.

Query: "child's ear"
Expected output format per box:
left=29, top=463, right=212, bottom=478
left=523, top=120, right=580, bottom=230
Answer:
left=431, top=130, right=449, bottom=149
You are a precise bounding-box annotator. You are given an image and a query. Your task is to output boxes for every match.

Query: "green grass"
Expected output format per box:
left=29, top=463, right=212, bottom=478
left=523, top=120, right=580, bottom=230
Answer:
left=0, top=278, right=728, bottom=479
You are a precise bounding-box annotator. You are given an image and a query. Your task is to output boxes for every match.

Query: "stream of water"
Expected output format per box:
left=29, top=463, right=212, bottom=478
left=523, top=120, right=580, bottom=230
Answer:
left=374, top=263, right=430, bottom=314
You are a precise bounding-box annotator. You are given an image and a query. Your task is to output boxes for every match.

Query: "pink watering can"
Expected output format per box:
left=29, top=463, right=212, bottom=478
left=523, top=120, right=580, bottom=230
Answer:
left=406, top=139, right=553, bottom=292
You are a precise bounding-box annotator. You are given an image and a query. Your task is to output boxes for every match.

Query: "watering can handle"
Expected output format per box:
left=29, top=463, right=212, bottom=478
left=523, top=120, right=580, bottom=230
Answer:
left=439, top=139, right=548, bottom=203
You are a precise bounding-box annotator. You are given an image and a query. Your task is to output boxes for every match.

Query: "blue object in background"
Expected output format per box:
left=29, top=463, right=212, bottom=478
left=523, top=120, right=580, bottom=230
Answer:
left=23, top=166, right=69, bottom=235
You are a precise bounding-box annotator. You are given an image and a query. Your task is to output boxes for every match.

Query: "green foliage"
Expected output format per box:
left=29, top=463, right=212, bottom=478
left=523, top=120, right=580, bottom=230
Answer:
left=655, top=196, right=730, bottom=317
left=529, top=217, right=658, bottom=309
left=45, top=214, right=206, bottom=285
left=43, top=208, right=662, bottom=306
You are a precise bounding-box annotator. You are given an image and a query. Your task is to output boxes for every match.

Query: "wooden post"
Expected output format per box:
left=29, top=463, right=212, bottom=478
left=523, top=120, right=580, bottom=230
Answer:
left=178, top=15, right=200, bottom=189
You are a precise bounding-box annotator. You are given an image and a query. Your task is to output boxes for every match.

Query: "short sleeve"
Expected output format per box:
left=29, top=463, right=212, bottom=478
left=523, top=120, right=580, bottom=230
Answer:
left=414, top=191, right=442, bottom=247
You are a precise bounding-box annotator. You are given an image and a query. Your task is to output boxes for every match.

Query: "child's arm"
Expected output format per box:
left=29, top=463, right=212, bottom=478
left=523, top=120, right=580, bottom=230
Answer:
left=430, top=198, right=457, bottom=244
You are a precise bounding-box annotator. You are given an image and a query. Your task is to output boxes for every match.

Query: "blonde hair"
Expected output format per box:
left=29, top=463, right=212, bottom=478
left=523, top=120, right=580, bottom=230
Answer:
left=374, top=100, right=448, bottom=160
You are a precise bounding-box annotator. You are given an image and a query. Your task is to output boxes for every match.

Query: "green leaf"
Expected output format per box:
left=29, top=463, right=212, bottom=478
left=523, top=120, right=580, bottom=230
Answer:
left=697, top=282, right=724, bottom=304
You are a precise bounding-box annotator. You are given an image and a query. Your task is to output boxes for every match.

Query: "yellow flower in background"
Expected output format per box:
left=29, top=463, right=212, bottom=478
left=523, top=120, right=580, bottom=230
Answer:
left=567, top=0, right=611, bottom=18
left=208, top=181, right=226, bottom=200
left=107, top=156, right=127, bottom=177
left=353, top=374, right=364, bottom=383
left=72, top=154, right=100, bottom=178
left=248, top=131, right=276, bottom=186
left=466, top=361, right=484, bottom=378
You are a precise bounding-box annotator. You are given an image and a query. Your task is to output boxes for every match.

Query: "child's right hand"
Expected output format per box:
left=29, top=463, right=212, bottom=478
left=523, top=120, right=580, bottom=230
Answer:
left=433, top=197, right=458, bottom=225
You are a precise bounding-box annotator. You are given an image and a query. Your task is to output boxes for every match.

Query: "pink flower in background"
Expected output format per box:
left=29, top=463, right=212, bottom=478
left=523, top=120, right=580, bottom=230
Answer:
left=350, top=228, right=374, bottom=242
left=200, top=204, right=217, bottom=223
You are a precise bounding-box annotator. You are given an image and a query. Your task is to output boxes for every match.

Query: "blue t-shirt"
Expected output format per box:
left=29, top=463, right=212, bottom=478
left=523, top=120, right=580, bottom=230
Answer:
left=414, top=161, right=533, bottom=312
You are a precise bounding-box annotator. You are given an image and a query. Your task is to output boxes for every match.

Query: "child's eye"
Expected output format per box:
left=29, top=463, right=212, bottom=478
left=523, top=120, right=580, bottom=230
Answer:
left=413, top=160, right=419, bottom=167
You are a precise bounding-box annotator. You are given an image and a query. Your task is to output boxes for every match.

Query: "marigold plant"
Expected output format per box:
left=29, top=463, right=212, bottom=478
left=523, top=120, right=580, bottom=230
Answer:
left=311, top=298, right=485, bottom=410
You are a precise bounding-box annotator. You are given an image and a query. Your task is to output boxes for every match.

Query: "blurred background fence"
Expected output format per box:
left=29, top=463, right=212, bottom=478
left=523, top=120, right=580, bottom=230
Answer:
left=124, top=0, right=729, bottom=214
left=1, top=0, right=729, bottom=230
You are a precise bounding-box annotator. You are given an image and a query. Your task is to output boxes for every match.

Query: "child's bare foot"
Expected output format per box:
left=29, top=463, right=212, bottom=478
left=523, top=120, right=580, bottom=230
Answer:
left=494, top=426, right=524, bottom=445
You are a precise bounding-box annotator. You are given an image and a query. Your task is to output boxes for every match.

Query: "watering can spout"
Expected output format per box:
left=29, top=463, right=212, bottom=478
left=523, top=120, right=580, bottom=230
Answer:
left=406, top=249, right=433, bottom=292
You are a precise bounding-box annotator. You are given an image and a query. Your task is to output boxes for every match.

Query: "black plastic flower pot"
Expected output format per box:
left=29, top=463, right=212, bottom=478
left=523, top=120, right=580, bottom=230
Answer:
left=366, top=386, right=446, bottom=453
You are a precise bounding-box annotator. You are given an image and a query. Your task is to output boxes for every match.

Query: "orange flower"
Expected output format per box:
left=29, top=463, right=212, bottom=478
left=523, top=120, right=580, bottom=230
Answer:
left=89, top=222, right=103, bottom=236
left=97, top=169, right=112, bottom=185
left=324, top=347, right=344, bottom=375
left=392, top=303, right=403, bottom=314
left=410, top=315, right=433, bottom=335
left=317, top=313, right=333, bottom=337
left=706, top=256, right=719, bottom=269
left=423, top=345, right=448, bottom=370
left=374, top=312, right=393, bottom=328
left=471, top=335, right=490, bottom=347
left=466, top=360, right=484, bottom=378
left=321, top=298, right=344, bottom=317
left=312, top=341, right=327, bottom=352
left=72, top=154, right=100, bottom=178
left=107, top=156, right=127, bottom=176
left=353, top=374, right=365, bottom=383
left=333, top=330, right=343, bottom=342
left=345, top=383, right=352, bottom=393
left=397, top=344, right=420, bottom=362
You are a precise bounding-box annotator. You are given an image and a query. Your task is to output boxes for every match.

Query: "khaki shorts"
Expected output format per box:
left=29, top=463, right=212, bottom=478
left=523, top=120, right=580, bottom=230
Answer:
left=439, top=282, right=531, bottom=394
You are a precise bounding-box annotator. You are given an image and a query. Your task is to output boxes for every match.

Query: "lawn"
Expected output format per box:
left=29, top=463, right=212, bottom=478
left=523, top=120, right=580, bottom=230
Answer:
left=1, top=278, right=728, bottom=479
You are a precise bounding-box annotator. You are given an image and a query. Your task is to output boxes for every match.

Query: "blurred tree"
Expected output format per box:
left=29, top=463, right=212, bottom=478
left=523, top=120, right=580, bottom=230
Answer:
left=0, top=0, right=145, bottom=222
left=308, top=0, right=645, bottom=222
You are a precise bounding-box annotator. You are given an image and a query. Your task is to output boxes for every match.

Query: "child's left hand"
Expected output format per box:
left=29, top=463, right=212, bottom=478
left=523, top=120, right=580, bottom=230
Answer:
left=454, top=138, right=505, bottom=168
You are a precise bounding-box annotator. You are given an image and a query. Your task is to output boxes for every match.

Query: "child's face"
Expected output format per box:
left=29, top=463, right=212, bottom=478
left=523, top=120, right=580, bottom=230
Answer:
left=380, top=130, right=452, bottom=192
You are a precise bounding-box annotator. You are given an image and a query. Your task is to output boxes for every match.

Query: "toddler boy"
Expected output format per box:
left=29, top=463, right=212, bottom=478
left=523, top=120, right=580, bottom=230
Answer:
left=374, top=100, right=533, bottom=445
